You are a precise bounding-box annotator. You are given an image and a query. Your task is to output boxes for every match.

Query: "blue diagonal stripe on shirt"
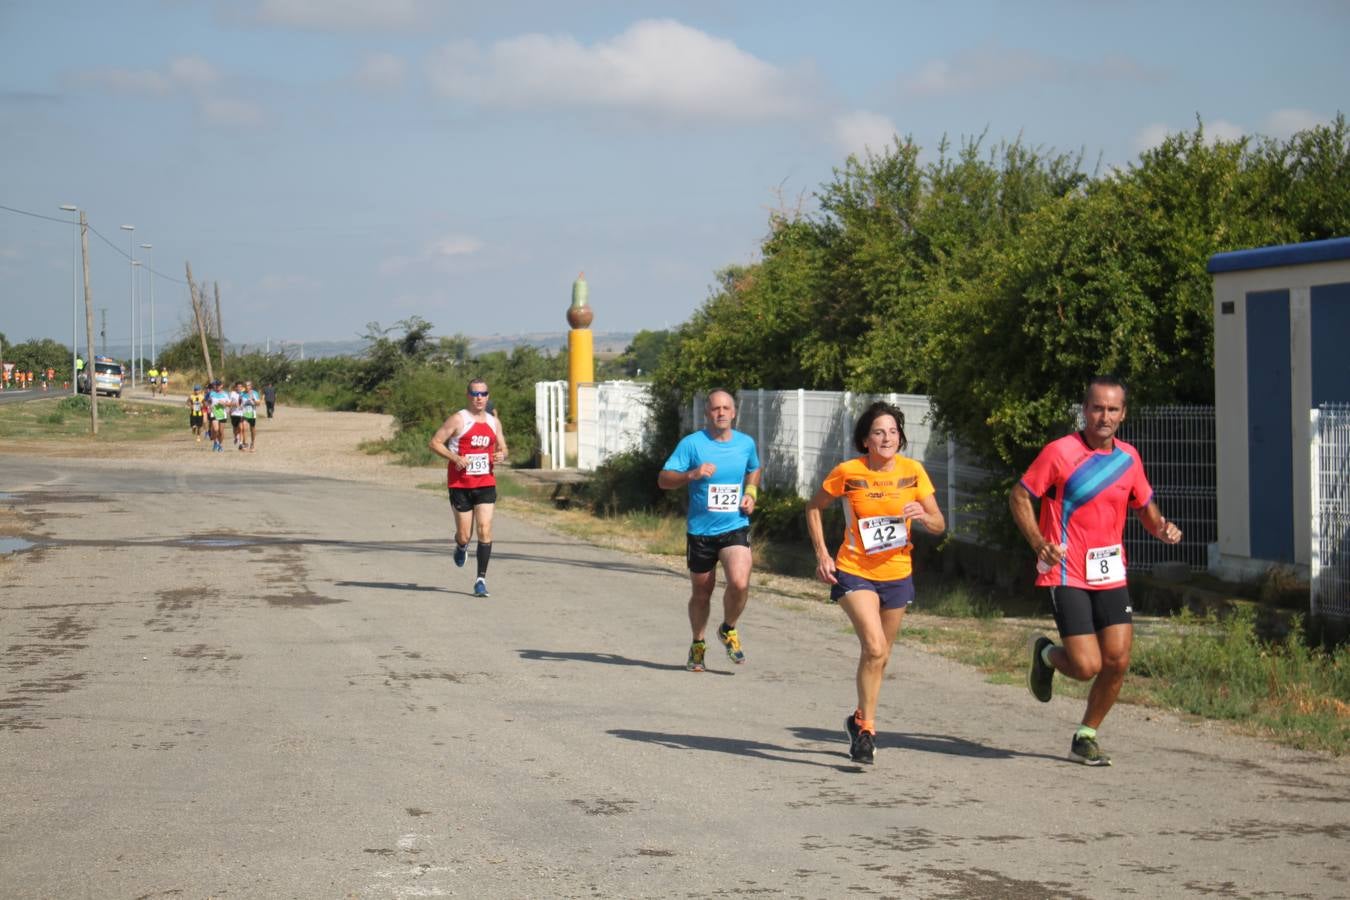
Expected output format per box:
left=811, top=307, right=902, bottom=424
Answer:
left=1056, top=449, right=1133, bottom=585
left=1063, top=449, right=1133, bottom=514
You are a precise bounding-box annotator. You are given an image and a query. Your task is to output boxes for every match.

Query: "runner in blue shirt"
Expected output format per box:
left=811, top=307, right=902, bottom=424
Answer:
left=658, top=389, right=762, bottom=671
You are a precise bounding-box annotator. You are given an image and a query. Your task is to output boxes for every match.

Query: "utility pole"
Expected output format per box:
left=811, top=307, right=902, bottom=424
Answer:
left=185, top=262, right=214, bottom=383
left=80, top=211, right=98, bottom=434
left=214, top=281, right=224, bottom=373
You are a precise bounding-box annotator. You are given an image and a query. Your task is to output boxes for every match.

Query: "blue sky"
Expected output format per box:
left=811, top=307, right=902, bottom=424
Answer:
left=2, top=0, right=1346, bottom=354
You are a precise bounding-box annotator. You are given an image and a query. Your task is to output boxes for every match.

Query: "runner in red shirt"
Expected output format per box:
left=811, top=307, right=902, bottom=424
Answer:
left=430, top=378, right=509, bottom=597
left=1010, top=376, right=1182, bottom=766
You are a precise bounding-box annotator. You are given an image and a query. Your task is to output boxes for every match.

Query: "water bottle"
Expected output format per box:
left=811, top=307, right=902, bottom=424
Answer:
left=1036, top=544, right=1067, bottom=574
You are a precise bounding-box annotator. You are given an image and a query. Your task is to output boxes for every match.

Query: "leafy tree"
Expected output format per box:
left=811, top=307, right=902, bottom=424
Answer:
left=615, top=329, right=673, bottom=378
left=4, top=338, right=74, bottom=380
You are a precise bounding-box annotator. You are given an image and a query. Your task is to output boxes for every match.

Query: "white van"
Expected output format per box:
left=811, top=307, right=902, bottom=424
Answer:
left=79, top=357, right=124, bottom=398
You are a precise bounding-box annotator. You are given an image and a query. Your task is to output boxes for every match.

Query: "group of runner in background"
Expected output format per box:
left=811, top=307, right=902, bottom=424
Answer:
left=187, top=380, right=275, bottom=453
left=0, top=367, right=58, bottom=391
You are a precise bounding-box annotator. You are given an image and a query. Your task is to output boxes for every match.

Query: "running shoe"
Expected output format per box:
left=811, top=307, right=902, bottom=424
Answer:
left=453, top=543, right=467, bottom=567
left=1027, top=634, right=1056, bottom=703
left=473, top=577, right=489, bottom=598
left=845, top=713, right=875, bottom=764
left=718, top=624, right=745, bottom=664
left=685, top=640, right=706, bottom=672
left=1069, top=734, right=1112, bottom=766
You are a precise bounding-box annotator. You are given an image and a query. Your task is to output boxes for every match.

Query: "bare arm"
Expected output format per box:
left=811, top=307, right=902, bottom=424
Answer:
left=1010, top=482, right=1064, bottom=568
left=903, top=493, right=945, bottom=536
left=804, top=486, right=839, bottom=584
left=428, top=413, right=463, bottom=465
left=491, top=415, right=509, bottom=462
left=657, top=462, right=716, bottom=490
left=1135, top=500, right=1183, bottom=544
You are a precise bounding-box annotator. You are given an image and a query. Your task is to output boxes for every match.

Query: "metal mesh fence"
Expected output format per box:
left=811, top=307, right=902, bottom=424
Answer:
left=1117, top=406, right=1217, bottom=573
left=1312, top=404, right=1350, bottom=619
left=551, top=384, right=1218, bottom=573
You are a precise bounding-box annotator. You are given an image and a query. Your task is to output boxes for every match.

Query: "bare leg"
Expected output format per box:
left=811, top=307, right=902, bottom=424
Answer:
left=837, top=591, right=906, bottom=722
left=716, top=544, right=752, bottom=629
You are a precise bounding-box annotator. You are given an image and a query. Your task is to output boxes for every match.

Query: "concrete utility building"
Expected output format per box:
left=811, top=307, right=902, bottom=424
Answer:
left=1208, top=236, right=1350, bottom=579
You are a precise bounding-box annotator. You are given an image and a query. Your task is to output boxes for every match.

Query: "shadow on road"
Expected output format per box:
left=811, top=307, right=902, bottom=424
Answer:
left=608, top=728, right=859, bottom=771
left=334, top=580, right=452, bottom=593
left=789, top=726, right=1064, bottom=762
left=516, top=648, right=731, bottom=675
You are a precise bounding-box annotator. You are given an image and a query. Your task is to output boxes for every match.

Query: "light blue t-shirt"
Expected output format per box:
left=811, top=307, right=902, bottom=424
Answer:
left=663, top=429, right=761, bottom=536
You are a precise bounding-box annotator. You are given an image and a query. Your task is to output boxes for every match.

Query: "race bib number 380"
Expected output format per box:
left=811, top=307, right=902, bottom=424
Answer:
left=707, top=484, right=741, bottom=512
left=1086, top=544, right=1125, bottom=585
left=859, top=516, right=907, bottom=554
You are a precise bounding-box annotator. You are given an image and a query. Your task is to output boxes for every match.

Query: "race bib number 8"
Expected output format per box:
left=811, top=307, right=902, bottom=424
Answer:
left=707, top=484, right=741, bottom=512
left=464, top=453, right=491, bottom=476
left=1086, top=544, right=1125, bottom=585
left=859, top=516, right=907, bottom=554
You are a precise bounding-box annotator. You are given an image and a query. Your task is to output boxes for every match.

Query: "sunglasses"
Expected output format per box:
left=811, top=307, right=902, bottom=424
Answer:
left=468, top=390, right=489, bottom=397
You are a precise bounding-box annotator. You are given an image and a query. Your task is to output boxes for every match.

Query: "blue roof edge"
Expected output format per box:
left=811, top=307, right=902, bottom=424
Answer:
left=1207, top=236, right=1350, bottom=274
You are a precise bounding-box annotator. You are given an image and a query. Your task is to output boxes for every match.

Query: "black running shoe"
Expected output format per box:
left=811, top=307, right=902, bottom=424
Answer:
left=1027, top=634, right=1056, bottom=703
left=845, top=713, right=875, bottom=764
left=1070, top=734, right=1112, bottom=766
left=851, top=729, right=875, bottom=765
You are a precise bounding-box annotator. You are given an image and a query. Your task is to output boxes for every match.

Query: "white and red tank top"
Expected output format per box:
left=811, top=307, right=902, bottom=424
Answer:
left=446, top=411, right=501, bottom=489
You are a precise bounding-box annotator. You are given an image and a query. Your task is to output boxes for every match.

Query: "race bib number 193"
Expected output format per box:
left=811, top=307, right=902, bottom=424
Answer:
left=707, top=484, right=741, bottom=512
left=464, top=453, right=491, bottom=476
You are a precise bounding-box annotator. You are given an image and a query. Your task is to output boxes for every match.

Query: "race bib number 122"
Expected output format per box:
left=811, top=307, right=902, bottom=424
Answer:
left=707, top=484, right=741, bottom=512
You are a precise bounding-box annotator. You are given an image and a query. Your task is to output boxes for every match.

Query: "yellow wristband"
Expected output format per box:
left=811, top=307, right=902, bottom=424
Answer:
left=745, top=484, right=759, bottom=500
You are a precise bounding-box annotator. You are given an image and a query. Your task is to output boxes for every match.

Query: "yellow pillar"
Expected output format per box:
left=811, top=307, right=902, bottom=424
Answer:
left=566, top=272, right=594, bottom=426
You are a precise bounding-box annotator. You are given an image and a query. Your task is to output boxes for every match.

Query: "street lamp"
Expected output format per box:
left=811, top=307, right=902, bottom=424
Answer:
left=119, top=224, right=135, bottom=388
left=60, top=204, right=78, bottom=394
left=140, top=243, right=154, bottom=370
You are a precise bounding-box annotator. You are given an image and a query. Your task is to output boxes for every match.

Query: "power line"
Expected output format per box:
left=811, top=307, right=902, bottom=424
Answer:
left=1, top=200, right=188, bottom=285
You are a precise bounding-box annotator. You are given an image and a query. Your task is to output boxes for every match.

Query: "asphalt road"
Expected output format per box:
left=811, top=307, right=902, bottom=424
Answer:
left=1, top=458, right=1347, bottom=899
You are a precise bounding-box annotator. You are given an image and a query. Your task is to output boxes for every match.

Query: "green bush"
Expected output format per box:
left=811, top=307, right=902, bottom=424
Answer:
left=1132, top=607, right=1350, bottom=752
left=586, top=449, right=671, bottom=515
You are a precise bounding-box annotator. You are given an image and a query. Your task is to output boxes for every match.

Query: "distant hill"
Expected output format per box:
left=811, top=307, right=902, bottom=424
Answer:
left=231, top=331, right=637, bottom=360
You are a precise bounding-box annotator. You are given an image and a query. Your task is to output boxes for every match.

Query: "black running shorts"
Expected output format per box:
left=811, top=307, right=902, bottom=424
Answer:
left=685, top=527, right=751, bottom=574
left=1049, top=585, right=1133, bottom=637
left=449, top=485, right=497, bottom=512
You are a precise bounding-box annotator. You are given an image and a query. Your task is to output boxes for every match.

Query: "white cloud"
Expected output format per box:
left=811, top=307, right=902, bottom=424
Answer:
left=201, top=97, right=264, bottom=127
left=258, top=274, right=321, bottom=293
left=168, top=56, right=220, bottom=91
left=1265, top=108, right=1330, bottom=139
left=1132, top=118, right=1246, bottom=154
left=426, top=19, right=809, bottom=121
left=355, top=53, right=407, bottom=90
left=253, top=0, right=428, bottom=31
left=75, top=67, right=171, bottom=95
left=1132, top=122, right=1173, bottom=154
left=832, top=110, right=898, bottom=158
left=902, top=45, right=1157, bottom=98
left=380, top=233, right=484, bottom=275
left=429, top=234, right=484, bottom=257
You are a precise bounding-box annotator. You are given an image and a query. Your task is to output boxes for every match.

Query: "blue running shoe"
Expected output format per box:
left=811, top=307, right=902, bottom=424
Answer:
left=454, top=543, right=467, bottom=567
left=473, top=577, right=489, bottom=598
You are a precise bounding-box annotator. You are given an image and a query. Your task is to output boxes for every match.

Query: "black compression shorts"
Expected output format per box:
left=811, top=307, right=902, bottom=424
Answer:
left=1049, top=585, right=1133, bottom=637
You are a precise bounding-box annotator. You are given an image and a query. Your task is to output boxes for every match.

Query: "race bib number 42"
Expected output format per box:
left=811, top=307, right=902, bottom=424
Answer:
left=859, top=516, right=907, bottom=554
left=707, top=484, right=741, bottom=512
left=464, top=453, right=491, bottom=476
left=1086, top=544, right=1125, bottom=585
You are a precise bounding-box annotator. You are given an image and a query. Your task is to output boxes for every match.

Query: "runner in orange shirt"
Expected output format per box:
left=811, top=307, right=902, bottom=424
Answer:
left=806, top=400, right=944, bottom=765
